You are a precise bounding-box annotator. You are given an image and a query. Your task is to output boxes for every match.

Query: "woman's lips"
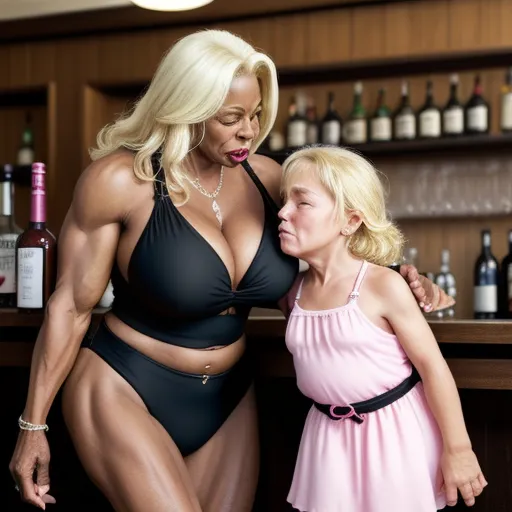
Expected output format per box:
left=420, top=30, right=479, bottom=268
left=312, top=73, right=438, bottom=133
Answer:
left=227, top=148, right=249, bottom=163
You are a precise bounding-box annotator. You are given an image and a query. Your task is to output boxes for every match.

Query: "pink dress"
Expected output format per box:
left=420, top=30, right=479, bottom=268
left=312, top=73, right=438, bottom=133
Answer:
left=285, top=260, right=446, bottom=512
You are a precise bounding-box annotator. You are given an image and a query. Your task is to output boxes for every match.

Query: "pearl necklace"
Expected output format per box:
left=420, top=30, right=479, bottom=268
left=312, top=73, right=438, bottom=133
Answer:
left=186, top=166, right=224, bottom=227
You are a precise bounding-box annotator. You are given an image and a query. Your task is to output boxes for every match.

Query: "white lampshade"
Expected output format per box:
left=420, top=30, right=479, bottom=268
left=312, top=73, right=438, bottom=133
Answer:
left=131, top=0, right=213, bottom=11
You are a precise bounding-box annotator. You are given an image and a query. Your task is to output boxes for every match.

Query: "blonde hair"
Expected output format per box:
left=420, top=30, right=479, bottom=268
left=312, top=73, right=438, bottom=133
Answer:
left=89, top=29, right=278, bottom=205
left=281, top=146, right=404, bottom=266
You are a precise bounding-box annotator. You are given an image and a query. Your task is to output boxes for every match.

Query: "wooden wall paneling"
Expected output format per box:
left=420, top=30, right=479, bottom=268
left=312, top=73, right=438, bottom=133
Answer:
left=0, top=47, right=9, bottom=89
left=383, top=2, right=413, bottom=58
left=30, top=42, right=57, bottom=85
left=46, top=81, right=57, bottom=219
left=270, top=14, right=308, bottom=68
left=97, top=32, right=161, bottom=85
left=51, top=41, right=85, bottom=233
left=351, top=4, right=385, bottom=60
left=304, top=9, right=352, bottom=66
left=408, top=0, right=449, bottom=55
left=223, top=18, right=276, bottom=58
left=7, top=43, right=31, bottom=88
left=448, top=0, right=482, bottom=52
left=497, top=0, right=512, bottom=47
left=81, top=85, right=105, bottom=169
left=76, top=37, right=101, bottom=86
left=480, top=0, right=504, bottom=49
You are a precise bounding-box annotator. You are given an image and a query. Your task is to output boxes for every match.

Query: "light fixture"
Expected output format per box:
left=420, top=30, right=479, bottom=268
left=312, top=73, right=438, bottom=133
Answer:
left=131, top=0, right=213, bottom=11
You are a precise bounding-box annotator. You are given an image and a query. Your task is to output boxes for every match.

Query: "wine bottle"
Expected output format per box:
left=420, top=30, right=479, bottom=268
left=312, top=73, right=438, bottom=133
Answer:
left=343, top=82, right=367, bottom=145
left=393, top=81, right=416, bottom=141
left=16, top=162, right=57, bottom=311
left=0, top=165, right=22, bottom=308
left=320, top=91, right=342, bottom=145
left=434, top=249, right=456, bottom=319
left=465, top=75, right=490, bottom=135
left=499, top=229, right=512, bottom=318
left=500, top=67, right=512, bottom=133
left=286, top=95, right=308, bottom=149
left=473, top=229, right=499, bottom=319
left=442, top=74, right=464, bottom=137
left=306, top=97, right=319, bottom=145
left=370, top=88, right=392, bottom=142
left=17, top=112, right=35, bottom=166
left=418, top=80, right=441, bottom=139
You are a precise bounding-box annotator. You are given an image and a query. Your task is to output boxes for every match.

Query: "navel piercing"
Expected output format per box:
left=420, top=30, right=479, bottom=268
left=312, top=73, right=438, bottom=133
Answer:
left=202, top=364, right=212, bottom=385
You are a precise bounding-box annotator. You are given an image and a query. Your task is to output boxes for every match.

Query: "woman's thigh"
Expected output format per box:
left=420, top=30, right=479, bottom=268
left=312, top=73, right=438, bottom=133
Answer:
left=186, top=385, right=260, bottom=512
left=62, top=349, right=202, bottom=512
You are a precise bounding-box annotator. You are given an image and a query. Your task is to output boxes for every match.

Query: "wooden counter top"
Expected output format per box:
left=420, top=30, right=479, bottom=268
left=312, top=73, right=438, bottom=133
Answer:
left=0, top=309, right=511, bottom=344
left=245, top=316, right=512, bottom=344
left=2, top=311, right=512, bottom=389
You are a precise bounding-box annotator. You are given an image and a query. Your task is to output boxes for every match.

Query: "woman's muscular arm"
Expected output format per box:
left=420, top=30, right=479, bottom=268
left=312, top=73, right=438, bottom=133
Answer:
left=10, top=155, right=137, bottom=509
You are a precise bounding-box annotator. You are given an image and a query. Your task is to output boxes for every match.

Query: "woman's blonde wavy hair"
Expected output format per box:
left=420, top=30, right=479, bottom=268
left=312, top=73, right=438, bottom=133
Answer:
left=89, top=29, right=278, bottom=205
left=281, top=146, right=404, bottom=266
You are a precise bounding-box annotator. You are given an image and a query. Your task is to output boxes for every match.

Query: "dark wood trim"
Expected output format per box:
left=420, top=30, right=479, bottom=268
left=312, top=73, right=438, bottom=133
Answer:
left=258, top=133, right=512, bottom=163
left=0, top=0, right=426, bottom=44
left=276, top=48, right=512, bottom=86
left=0, top=312, right=510, bottom=343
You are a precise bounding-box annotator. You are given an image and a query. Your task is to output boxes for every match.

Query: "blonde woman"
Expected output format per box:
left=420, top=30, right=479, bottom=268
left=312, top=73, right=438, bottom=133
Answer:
left=10, top=31, right=448, bottom=512
left=278, top=146, right=486, bottom=512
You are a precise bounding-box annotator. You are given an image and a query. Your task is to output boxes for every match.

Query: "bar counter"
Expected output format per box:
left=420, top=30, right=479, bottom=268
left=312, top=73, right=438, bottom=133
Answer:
left=2, top=310, right=512, bottom=511
left=2, top=309, right=512, bottom=390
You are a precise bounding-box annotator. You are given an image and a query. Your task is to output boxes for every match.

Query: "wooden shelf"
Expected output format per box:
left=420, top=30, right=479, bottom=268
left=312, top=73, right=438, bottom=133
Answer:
left=277, top=48, right=512, bottom=87
left=0, top=83, right=57, bottom=228
left=257, top=133, right=512, bottom=163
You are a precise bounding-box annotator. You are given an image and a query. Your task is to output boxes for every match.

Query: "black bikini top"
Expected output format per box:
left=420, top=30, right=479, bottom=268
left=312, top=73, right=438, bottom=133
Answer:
left=110, top=158, right=299, bottom=349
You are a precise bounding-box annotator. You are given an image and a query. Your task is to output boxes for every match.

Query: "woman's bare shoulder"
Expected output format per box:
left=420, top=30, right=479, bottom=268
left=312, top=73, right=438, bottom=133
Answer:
left=74, top=149, right=152, bottom=226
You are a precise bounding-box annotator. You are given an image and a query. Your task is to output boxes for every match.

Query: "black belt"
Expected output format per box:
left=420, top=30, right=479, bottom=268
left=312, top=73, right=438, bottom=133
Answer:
left=313, top=368, right=421, bottom=424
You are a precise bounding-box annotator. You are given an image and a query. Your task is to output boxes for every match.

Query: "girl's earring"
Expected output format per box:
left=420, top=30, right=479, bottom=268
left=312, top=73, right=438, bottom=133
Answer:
left=342, top=228, right=349, bottom=236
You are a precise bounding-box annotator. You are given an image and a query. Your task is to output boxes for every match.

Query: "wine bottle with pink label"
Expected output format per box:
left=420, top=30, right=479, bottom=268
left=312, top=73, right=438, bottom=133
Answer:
left=16, top=162, right=57, bottom=311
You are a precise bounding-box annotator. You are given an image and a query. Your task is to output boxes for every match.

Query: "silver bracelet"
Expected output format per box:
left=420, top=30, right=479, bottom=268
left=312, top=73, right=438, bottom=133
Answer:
left=18, top=416, right=49, bottom=432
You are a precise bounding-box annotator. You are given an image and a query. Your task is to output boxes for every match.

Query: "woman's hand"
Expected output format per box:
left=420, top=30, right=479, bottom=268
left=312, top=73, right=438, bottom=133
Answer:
left=400, top=264, right=455, bottom=313
left=9, top=430, right=56, bottom=509
left=441, top=447, right=488, bottom=507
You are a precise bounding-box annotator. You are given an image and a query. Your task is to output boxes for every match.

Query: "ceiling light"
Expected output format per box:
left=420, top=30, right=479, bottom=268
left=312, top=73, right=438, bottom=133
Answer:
left=131, top=0, right=213, bottom=11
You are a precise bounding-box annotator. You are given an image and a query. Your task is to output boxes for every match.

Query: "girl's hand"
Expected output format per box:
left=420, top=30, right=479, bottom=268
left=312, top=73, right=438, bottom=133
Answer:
left=441, top=448, right=488, bottom=507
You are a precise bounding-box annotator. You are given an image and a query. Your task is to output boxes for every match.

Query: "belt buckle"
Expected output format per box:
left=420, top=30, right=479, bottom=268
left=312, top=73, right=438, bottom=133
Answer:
left=329, top=404, right=365, bottom=423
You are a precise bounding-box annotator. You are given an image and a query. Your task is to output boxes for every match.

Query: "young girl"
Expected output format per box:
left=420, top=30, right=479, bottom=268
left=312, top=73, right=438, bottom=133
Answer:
left=278, top=146, right=487, bottom=512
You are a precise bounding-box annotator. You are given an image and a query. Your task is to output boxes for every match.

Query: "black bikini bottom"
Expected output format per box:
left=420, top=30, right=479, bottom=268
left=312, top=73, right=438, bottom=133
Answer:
left=81, top=320, right=253, bottom=456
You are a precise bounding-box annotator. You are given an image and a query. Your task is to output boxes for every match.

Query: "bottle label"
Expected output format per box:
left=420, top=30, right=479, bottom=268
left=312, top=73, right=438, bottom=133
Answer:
left=395, top=114, right=416, bottom=139
left=344, top=119, right=367, bottom=144
left=419, top=110, right=441, bottom=137
left=321, top=120, right=341, bottom=145
left=306, top=123, right=319, bottom=145
left=501, top=94, right=512, bottom=130
left=370, top=117, right=391, bottom=141
left=17, top=147, right=34, bottom=166
left=467, top=105, right=488, bottom=131
left=17, top=247, right=44, bottom=308
left=0, top=235, right=18, bottom=294
left=474, top=285, right=497, bottom=313
left=443, top=109, right=464, bottom=134
left=287, top=120, right=307, bottom=148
